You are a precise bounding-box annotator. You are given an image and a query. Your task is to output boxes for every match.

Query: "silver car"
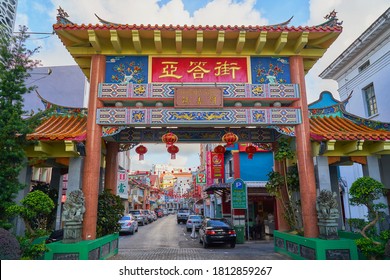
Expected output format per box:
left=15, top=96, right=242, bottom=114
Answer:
left=186, top=215, right=203, bottom=232
left=129, top=209, right=148, bottom=226
left=119, top=214, right=139, bottom=234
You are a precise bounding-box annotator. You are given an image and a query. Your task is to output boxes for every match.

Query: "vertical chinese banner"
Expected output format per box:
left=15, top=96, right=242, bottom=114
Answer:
left=117, top=170, right=128, bottom=199
left=211, top=152, right=224, bottom=179
left=206, top=151, right=213, bottom=186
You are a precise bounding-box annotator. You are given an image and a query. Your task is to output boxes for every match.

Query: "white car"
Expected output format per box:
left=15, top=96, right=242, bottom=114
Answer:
left=119, top=214, right=139, bottom=234
left=186, top=215, right=203, bottom=232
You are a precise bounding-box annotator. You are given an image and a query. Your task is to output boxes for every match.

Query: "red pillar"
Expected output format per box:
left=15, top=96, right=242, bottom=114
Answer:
left=104, top=142, right=119, bottom=194
left=290, top=56, right=318, bottom=238
left=82, top=55, right=105, bottom=240
left=232, top=151, right=240, bottom=179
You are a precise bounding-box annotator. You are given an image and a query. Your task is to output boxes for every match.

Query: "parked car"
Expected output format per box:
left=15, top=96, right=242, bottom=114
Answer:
left=144, top=209, right=155, bottom=223
left=118, top=214, right=139, bottom=234
left=186, top=215, right=203, bottom=232
left=129, top=209, right=148, bottom=226
left=168, top=208, right=175, bottom=215
left=154, top=208, right=164, bottom=218
left=162, top=208, right=168, bottom=216
left=177, top=208, right=191, bottom=224
left=199, top=218, right=236, bottom=248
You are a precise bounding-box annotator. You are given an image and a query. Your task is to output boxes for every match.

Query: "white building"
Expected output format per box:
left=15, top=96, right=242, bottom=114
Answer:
left=320, top=8, right=390, bottom=224
left=0, top=0, right=18, bottom=36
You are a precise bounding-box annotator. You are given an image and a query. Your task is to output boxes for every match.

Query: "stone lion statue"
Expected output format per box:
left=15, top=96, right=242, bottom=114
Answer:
left=62, top=190, right=86, bottom=223
left=316, top=190, right=339, bottom=220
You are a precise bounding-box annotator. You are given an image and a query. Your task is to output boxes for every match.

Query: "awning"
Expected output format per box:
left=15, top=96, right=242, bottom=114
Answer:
left=204, top=183, right=231, bottom=195
left=195, top=199, right=204, bottom=204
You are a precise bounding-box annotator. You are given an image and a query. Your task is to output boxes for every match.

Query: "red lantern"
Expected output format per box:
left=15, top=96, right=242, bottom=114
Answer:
left=214, top=145, right=226, bottom=154
left=135, top=145, right=147, bottom=160
left=222, top=131, right=238, bottom=147
left=162, top=132, right=178, bottom=147
left=245, top=144, right=257, bottom=159
left=167, top=145, right=179, bottom=159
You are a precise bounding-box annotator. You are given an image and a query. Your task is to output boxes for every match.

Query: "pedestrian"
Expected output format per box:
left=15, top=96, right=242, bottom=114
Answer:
left=255, top=212, right=264, bottom=239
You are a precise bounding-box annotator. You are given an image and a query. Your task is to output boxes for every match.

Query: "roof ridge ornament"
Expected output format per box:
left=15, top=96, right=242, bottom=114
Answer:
left=317, top=9, right=343, bottom=27
left=95, top=14, right=120, bottom=26
left=56, top=6, right=74, bottom=25
left=267, top=16, right=294, bottom=28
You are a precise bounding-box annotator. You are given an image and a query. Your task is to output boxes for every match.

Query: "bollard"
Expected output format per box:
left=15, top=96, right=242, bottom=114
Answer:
left=190, top=223, right=197, bottom=239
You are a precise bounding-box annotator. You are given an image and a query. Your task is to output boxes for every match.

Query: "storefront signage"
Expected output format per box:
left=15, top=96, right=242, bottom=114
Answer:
left=196, top=172, right=206, bottom=185
left=211, top=152, right=224, bottom=179
left=152, top=57, right=248, bottom=83
left=117, top=170, right=128, bottom=199
left=231, top=178, right=247, bottom=209
left=174, top=87, right=223, bottom=108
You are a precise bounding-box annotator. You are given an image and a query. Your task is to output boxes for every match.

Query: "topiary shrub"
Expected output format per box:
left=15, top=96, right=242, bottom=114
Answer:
left=0, top=228, right=21, bottom=260
left=349, top=176, right=388, bottom=259
left=6, top=190, right=55, bottom=235
left=6, top=190, right=55, bottom=259
left=96, top=190, right=124, bottom=238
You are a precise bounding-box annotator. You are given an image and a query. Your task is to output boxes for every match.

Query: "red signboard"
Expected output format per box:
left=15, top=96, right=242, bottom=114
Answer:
left=152, top=57, right=248, bottom=83
left=211, top=152, right=224, bottom=179
left=206, top=151, right=213, bottom=185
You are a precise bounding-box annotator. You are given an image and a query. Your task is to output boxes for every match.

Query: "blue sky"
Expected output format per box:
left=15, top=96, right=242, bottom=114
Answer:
left=14, top=0, right=390, bottom=171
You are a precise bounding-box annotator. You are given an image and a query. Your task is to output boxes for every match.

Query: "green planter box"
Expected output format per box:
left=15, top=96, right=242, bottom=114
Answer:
left=44, top=233, right=119, bottom=260
left=234, top=225, right=245, bottom=244
left=274, top=230, right=358, bottom=260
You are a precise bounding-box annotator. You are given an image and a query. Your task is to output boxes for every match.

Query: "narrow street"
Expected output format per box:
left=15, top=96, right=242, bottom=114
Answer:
left=109, top=214, right=290, bottom=260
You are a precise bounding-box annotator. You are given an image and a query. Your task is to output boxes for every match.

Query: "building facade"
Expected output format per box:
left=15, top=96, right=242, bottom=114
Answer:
left=319, top=7, right=390, bottom=223
left=0, top=0, right=17, bottom=36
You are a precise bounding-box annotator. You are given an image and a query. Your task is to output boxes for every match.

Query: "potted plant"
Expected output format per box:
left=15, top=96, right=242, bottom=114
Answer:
left=6, top=190, right=55, bottom=259
left=349, top=176, right=389, bottom=259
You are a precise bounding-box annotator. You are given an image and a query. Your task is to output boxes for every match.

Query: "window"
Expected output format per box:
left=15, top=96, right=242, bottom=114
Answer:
left=358, top=60, right=370, bottom=72
left=228, top=159, right=234, bottom=178
left=363, top=83, right=378, bottom=117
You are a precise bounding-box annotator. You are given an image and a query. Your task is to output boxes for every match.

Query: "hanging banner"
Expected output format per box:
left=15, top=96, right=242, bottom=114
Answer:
left=211, top=152, right=224, bottom=179
left=117, top=170, right=128, bottom=199
left=231, top=178, right=247, bottom=209
left=206, top=151, right=213, bottom=186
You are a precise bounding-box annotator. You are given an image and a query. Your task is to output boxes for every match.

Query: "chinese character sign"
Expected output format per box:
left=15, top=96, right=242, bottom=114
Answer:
left=117, top=170, right=129, bottom=199
left=152, top=57, right=248, bottom=83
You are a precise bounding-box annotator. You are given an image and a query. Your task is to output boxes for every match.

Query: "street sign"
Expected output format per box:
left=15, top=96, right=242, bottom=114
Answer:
left=231, top=178, right=247, bottom=209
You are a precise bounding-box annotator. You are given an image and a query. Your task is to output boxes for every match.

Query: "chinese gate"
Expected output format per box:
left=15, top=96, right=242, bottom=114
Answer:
left=53, top=10, right=342, bottom=240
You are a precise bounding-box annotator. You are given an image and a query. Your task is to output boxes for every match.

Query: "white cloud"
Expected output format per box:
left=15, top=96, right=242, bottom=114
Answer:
left=192, top=0, right=267, bottom=26
left=130, top=143, right=200, bottom=171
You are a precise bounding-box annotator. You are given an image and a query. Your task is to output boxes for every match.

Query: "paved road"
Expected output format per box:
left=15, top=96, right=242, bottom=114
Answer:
left=109, top=214, right=290, bottom=260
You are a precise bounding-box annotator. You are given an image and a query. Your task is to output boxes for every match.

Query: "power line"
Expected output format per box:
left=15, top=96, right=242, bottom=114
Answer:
left=13, top=31, right=54, bottom=35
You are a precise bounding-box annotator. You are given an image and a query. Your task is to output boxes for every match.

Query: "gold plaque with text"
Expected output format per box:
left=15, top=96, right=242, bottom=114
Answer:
left=174, top=87, right=223, bottom=108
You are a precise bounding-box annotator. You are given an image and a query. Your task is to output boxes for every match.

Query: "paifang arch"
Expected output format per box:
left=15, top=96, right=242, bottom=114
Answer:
left=53, top=11, right=342, bottom=240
